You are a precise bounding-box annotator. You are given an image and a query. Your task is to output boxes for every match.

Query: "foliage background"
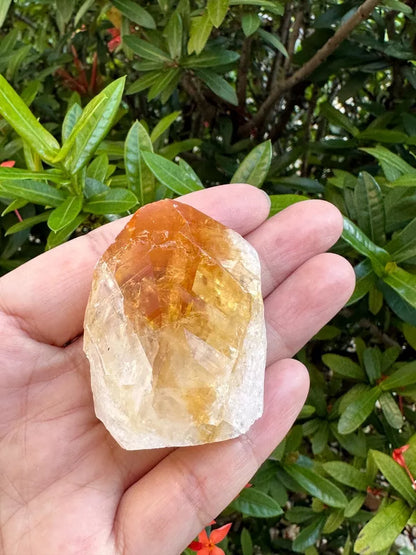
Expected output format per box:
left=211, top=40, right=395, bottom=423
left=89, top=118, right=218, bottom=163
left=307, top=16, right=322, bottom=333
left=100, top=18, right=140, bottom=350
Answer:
left=1, top=0, right=416, bottom=553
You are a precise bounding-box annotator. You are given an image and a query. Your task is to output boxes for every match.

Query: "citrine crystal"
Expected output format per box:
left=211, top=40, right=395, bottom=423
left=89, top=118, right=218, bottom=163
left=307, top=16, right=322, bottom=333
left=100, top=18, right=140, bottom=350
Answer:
left=83, top=199, right=266, bottom=450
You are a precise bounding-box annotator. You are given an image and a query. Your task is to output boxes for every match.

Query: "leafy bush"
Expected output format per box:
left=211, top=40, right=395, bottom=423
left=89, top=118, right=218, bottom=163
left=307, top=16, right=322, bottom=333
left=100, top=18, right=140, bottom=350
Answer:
left=1, top=0, right=416, bottom=553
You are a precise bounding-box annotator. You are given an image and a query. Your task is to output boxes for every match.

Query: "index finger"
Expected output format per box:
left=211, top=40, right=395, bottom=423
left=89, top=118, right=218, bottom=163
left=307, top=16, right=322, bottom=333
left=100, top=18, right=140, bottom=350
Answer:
left=0, top=185, right=271, bottom=346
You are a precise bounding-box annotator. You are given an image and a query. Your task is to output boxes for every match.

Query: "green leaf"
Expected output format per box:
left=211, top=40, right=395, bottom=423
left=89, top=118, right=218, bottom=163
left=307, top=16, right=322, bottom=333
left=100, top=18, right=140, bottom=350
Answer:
left=178, top=159, right=204, bottom=189
left=354, top=500, right=412, bottom=554
left=84, top=178, right=108, bottom=199
left=293, top=516, right=325, bottom=553
left=47, top=196, right=83, bottom=232
left=284, top=464, right=348, bottom=508
left=126, top=72, right=161, bottom=95
left=342, top=217, right=390, bottom=274
left=379, top=392, right=403, bottom=429
left=381, top=360, right=416, bottom=390
left=46, top=214, right=85, bottom=250
left=5, top=211, right=52, bottom=235
left=403, top=323, right=416, bottom=350
left=111, top=0, right=156, bottom=29
left=147, top=69, right=182, bottom=102
left=165, top=12, right=183, bottom=59
left=195, top=68, right=238, bottom=105
left=188, top=12, right=213, bottom=55
left=322, top=353, right=365, bottom=381
left=269, top=194, right=308, bottom=216
left=358, top=129, right=408, bottom=143
left=83, top=188, right=138, bottom=215
left=1, top=198, right=27, bottom=217
left=0, top=180, right=65, bottom=207
left=338, top=386, right=381, bottom=434
left=389, top=174, right=416, bottom=187
left=87, top=154, right=109, bottom=183
left=74, top=0, right=95, bottom=26
left=360, top=146, right=416, bottom=181
left=344, top=493, right=366, bottom=518
left=181, top=49, right=239, bottom=68
left=383, top=263, right=416, bottom=309
left=207, top=0, right=229, bottom=27
left=242, top=12, right=260, bottom=36
left=142, top=151, right=203, bottom=195
left=0, top=0, right=12, bottom=28
left=258, top=28, right=288, bottom=56
left=240, top=528, right=253, bottom=555
left=228, top=0, right=283, bottom=15
left=319, top=102, right=359, bottom=137
left=386, top=217, right=416, bottom=262
left=323, top=461, right=368, bottom=491
left=382, top=0, right=413, bottom=14
left=354, top=172, right=386, bottom=245
left=124, top=120, right=154, bottom=206
left=159, top=138, right=202, bottom=160
left=231, top=140, right=272, bottom=187
left=0, top=75, right=60, bottom=163
left=381, top=281, right=416, bottom=327
left=124, top=36, right=171, bottom=62
left=323, top=509, right=345, bottom=535
left=372, top=450, right=416, bottom=505
left=62, top=103, right=82, bottom=143
left=56, top=77, right=125, bottom=174
left=347, top=259, right=375, bottom=306
left=0, top=167, right=66, bottom=183
left=229, top=487, right=283, bottom=518
left=363, top=347, right=382, bottom=384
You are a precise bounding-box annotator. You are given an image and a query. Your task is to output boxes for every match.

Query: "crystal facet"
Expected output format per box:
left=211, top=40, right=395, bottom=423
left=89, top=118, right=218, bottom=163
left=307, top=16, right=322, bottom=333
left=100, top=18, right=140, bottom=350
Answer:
left=83, top=199, right=266, bottom=450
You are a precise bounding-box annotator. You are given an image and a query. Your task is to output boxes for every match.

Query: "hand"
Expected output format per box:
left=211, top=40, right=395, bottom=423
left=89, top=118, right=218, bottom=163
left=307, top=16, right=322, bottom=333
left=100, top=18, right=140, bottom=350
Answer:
left=0, top=185, right=354, bottom=554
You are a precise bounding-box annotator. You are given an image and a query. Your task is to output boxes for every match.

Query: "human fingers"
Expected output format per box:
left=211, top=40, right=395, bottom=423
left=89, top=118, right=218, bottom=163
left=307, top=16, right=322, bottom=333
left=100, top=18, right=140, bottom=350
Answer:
left=264, top=252, right=355, bottom=365
left=246, top=200, right=343, bottom=298
left=0, top=184, right=270, bottom=346
left=113, top=359, right=309, bottom=555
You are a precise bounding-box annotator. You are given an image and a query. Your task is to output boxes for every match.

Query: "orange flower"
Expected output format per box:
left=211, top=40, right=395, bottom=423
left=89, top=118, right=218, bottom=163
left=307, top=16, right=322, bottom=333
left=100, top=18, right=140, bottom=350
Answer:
left=0, top=160, right=15, bottom=167
left=392, top=445, right=416, bottom=490
left=188, top=523, right=232, bottom=555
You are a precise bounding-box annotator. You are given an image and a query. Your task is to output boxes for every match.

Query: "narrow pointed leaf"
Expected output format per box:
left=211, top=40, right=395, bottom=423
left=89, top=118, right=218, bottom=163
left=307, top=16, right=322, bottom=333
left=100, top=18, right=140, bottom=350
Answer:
left=284, top=464, right=348, bottom=508
left=0, top=75, right=60, bottom=163
left=322, top=354, right=365, bottom=381
left=142, top=151, right=203, bottom=195
left=258, top=28, right=288, bottom=56
left=188, top=12, right=213, bottom=55
left=383, top=263, right=416, bottom=309
left=124, top=121, right=154, bottom=205
left=0, top=167, right=67, bottom=183
left=354, top=500, right=411, bottom=554
left=207, top=0, right=229, bottom=27
left=229, top=488, right=283, bottom=517
left=62, top=103, right=82, bottom=143
left=47, top=196, right=83, bottom=232
left=323, top=461, right=368, bottom=491
left=338, top=386, right=381, bottom=434
left=46, top=214, right=85, bottom=250
left=360, top=146, right=416, bottom=181
left=84, top=188, right=138, bottom=215
left=124, top=35, right=171, bottom=62
left=181, top=49, right=239, bottom=68
left=5, top=211, right=52, bottom=235
left=111, top=0, right=156, bottom=29
left=150, top=111, right=181, bottom=143
left=342, top=217, right=390, bottom=272
left=354, top=172, right=386, bottom=245
left=381, top=360, right=416, bottom=390
left=0, top=180, right=65, bottom=207
left=231, top=140, right=272, bottom=187
left=165, top=12, right=183, bottom=59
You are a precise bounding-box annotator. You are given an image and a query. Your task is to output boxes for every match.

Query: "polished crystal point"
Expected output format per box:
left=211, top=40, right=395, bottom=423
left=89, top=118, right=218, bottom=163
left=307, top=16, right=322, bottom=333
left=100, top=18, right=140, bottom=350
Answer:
left=83, top=199, right=266, bottom=450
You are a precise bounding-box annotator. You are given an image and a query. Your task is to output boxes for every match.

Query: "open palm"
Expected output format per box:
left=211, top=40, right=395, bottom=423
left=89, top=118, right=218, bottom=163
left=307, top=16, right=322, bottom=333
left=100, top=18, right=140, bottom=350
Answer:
left=0, top=185, right=354, bottom=554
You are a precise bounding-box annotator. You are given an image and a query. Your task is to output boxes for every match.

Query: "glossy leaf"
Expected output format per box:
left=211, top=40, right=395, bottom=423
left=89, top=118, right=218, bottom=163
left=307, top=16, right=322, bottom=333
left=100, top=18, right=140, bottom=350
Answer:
left=354, top=172, right=386, bottom=245
left=242, top=12, right=260, bottom=36
left=386, top=217, right=416, bottom=262
left=228, top=0, right=283, bottom=15
left=123, top=36, right=171, bottom=62
left=229, top=487, right=283, bottom=518
left=380, top=360, right=416, bottom=390
left=165, top=12, right=183, bottom=60
left=231, top=140, right=272, bottom=187
left=124, top=120, right=154, bottom=206
left=322, top=353, right=365, bottom=381
left=240, top=528, right=253, bottom=555
left=158, top=138, right=202, bottom=159
left=344, top=493, right=366, bottom=518
left=195, top=68, right=238, bottom=105
left=5, top=211, right=51, bottom=235
left=338, top=385, right=381, bottom=434
left=0, top=167, right=66, bottom=183
left=320, top=102, right=359, bottom=137
left=372, top=450, right=416, bottom=505
left=87, top=154, right=109, bottom=183
left=126, top=72, right=160, bottom=95
left=111, top=0, right=156, bottom=29
left=47, top=196, right=83, bottom=232
left=379, top=392, right=403, bottom=429
left=188, top=12, right=213, bottom=55
left=323, top=462, right=368, bottom=491
left=178, top=159, right=204, bottom=189
left=0, top=180, right=65, bottom=207
left=83, top=188, right=138, bottom=215
left=342, top=217, right=390, bottom=274
left=360, top=146, right=416, bottom=181
left=383, top=263, right=416, bottom=309
left=142, top=151, right=203, bottom=195
left=62, top=103, right=82, bottom=143
left=354, top=500, right=412, bottom=554
left=258, top=28, right=288, bottom=56
left=147, top=69, right=182, bottom=102
left=0, top=75, right=60, bottom=163
left=181, top=49, right=239, bottom=68
left=293, top=516, right=325, bottom=553
left=207, top=0, right=229, bottom=27
left=46, top=214, right=85, bottom=250
left=284, top=464, right=348, bottom=508
left=0, top=0, right=12, bottom=27
left=56, top=77, right=125, bottom=174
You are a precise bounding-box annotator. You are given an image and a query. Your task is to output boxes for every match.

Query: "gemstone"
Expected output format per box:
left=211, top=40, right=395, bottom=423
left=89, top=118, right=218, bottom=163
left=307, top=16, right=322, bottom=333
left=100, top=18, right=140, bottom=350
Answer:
left=83, top=199, right=266, bottom=450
